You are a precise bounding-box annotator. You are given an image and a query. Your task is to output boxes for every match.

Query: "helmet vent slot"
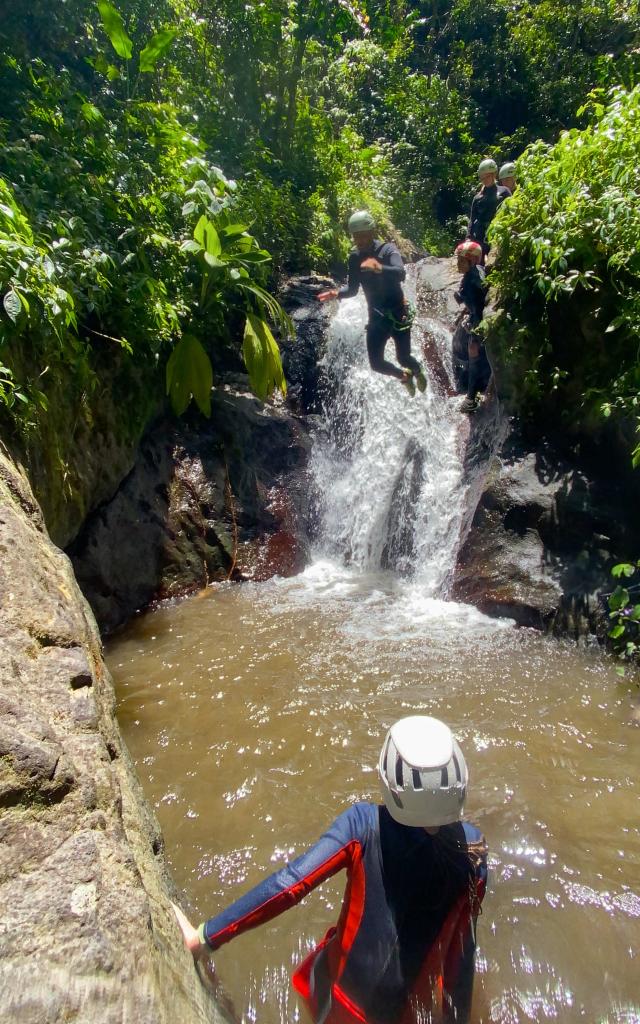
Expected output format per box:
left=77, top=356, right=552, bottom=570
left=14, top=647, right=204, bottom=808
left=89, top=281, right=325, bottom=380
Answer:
left=440, top=766, right=449, bottom=788
left=453, top=754, right=461, bottom=782
left=412, top=769, right=423, bottom=791
left=395, top=755, right=404, bottom=789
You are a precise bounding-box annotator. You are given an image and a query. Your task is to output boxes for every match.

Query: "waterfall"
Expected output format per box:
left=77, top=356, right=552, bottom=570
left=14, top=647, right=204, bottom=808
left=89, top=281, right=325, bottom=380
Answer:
left=309, top=265, right=470, bottom=594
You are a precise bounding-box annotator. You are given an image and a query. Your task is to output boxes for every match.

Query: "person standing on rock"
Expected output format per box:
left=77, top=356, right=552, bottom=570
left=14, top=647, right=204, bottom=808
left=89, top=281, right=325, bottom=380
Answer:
left=174, top=715, right=488, bottom=1024
left=317, top=211, right=428, bottom=397
left=467, top=159, right=511, bottom=260
left=453, top=240, right=490, bottom=414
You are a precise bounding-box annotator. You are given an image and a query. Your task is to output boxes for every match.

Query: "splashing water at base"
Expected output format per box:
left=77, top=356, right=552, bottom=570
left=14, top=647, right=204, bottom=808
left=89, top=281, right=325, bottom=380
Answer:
left=108, top=273, right=639, bottom=1023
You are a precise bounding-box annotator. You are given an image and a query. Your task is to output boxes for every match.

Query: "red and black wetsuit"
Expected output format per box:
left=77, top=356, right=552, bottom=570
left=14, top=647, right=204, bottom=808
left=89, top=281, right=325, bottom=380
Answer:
left=201, top=802, right=488, bottom=1024
left=338, top=241, right=421, bottom=380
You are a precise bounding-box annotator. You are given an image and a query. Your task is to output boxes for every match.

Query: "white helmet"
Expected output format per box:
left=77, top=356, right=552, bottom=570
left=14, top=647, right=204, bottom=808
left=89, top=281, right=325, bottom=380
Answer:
left=378, top=716, right=468, bottom=827
left=477, top=158, right=498, bottom=178
left=499, top=161, right=516, bottom=181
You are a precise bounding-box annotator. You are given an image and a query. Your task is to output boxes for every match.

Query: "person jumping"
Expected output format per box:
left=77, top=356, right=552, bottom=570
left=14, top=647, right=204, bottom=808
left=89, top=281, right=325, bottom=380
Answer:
left=318, top=211, right=427, bottom=397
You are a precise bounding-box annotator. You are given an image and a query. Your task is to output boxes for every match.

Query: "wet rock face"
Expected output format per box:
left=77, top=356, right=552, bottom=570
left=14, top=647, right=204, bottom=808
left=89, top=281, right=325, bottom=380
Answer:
left=70, top=381, right=311, bottom=633
left=0, top=453, right=224, bottom=1023
left=451, top=443, right=640, bottom=634
left=280, top=275, right=333, bottom=414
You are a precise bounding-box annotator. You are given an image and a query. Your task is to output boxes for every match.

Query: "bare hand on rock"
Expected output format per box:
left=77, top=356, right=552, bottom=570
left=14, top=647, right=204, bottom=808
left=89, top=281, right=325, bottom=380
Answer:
left=172, top=901, right=211, bottom=965
left=317, top=289, right=339, bottom=302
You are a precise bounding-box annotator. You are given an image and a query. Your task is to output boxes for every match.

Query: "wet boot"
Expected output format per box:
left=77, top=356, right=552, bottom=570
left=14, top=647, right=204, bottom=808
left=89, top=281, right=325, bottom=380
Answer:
left=414, top=366, right=427, bottom=393
left=460, top=357, right=480, bottom=413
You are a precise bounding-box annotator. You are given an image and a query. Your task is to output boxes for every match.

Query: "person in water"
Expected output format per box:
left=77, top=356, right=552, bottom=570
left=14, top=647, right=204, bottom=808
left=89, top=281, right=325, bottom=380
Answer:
left=498, top=161, right=517, bottom=194
left=466, top=159, right=511, bottom=260
left=317, top=211, right=427, bottom=397
left=453, top=239, right=490, bottom=414
left=174, top=715, right=488, bottom=1024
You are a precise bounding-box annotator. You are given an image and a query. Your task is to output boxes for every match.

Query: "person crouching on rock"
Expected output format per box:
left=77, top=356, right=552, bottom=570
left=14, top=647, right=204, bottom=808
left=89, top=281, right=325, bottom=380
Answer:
left=317, top=211, right=427, bottom=397
left=454, top=240, right=489, bottom=414
left=174, top=715, right=488, bottom=1024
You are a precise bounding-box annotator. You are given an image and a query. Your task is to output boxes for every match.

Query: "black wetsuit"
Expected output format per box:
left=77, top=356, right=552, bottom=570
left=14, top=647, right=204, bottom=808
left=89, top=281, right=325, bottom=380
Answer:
left=338, top=240, right=421, bottom=379
left=453, top=265, right=490, bottom=399
left=454, top=265, right=487, bottom=329
left=467, top=184, right=511, bottom=255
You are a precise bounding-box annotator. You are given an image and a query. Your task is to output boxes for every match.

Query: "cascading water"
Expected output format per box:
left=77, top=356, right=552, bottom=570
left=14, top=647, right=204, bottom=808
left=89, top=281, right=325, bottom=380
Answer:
left=310, top=265, right=469, bottom=592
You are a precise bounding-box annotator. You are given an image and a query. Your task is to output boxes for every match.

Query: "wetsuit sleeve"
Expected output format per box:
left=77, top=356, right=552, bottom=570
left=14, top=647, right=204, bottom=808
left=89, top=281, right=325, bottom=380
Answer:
left=378, top=243, right=406, bottom=281
left=201, top=804, right=371, bottom=951
left=338, top=252, right=361, bottom=299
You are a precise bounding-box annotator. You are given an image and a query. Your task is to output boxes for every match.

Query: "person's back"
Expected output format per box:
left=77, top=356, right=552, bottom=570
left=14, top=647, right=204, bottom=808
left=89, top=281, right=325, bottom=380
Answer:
left=322, top=806, right=485, bottom=1024
left=174, top=716, right=488, bottom=1024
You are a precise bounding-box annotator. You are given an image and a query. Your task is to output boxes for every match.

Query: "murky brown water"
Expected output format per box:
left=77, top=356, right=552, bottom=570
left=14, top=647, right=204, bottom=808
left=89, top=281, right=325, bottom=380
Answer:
left=108, top=565, right=640, bottom=1024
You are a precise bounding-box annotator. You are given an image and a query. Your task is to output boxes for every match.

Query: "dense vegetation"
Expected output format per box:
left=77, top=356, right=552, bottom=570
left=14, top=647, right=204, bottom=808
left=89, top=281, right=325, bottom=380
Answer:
left=0, top=0, right=638, bottom=460
left=488, top=84, right=640, bottom=463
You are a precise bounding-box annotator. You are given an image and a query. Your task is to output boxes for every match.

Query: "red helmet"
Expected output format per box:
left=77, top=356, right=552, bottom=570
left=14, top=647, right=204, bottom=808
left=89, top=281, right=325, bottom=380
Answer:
left=455, top=240, right=483, bottom=264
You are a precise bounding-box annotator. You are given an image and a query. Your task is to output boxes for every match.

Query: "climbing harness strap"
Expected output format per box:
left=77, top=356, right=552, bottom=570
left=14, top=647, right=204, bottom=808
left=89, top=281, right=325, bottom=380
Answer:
left=373, top=302, right=416, bottom=332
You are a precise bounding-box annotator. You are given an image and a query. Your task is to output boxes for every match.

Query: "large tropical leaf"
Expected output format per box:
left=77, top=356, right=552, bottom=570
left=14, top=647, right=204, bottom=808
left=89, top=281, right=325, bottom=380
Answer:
left=236, top=281, right=294, bottom=339
left=97, top=1, right=133, bottom=60
left=139, top=28, right=177, bottom=73
left=242, top=314, right=286, bottom=401
left=193, top=215, right=221, bottom=257
left=165, top=333, right=213, bottom=416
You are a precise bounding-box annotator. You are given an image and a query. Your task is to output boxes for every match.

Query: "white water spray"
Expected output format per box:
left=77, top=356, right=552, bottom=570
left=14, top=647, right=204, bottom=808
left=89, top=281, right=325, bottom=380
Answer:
left=310, top=267, right=469, bottom=595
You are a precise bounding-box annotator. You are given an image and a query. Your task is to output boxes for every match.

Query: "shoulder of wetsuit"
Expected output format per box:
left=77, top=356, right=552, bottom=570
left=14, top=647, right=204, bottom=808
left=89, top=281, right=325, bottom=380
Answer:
left=471, top=265, right=486, bottom=285
left=497, top=185, right=511, bottom=199
left=461, top=820, right=486, bottom=849
left=375, top=239, right=400, bottom=258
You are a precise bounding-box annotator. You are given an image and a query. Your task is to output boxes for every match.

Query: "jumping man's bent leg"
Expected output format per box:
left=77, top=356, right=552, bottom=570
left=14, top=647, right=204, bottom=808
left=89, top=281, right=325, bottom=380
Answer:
left=366, top=320, right=405, bottom=379
left=393, top=329, right=427, bottom=392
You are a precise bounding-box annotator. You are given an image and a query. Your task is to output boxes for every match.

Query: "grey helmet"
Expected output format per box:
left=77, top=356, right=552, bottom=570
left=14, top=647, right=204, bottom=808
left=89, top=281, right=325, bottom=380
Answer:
left=378, top=716, right=468, bottom=827
left=499, top=161, right=516, bottom=181
left=477, top=158, right=498, bottom=179
left=348, top=210, right=376, bottom=233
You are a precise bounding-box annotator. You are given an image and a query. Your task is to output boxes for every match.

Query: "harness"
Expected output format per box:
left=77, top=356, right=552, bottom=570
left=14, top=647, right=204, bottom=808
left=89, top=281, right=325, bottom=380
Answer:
left=372, top=301, right=416, bottom=331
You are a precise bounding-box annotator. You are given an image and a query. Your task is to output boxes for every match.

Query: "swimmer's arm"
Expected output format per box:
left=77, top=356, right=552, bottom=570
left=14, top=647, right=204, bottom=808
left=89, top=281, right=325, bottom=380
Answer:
left=199, top=803, right=373, bottom=952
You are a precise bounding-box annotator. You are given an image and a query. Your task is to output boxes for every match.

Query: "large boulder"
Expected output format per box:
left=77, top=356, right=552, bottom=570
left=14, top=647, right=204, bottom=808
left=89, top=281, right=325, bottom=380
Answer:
left=69, top=380, right=311, bottom=633
left=0, top=452, right=226, bottom=1022
left=451, top=441, right=640, bottom=634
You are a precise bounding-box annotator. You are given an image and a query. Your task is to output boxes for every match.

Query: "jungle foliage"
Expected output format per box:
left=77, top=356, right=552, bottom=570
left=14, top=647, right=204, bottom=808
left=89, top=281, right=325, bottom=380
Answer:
left=488, top=85, right=640, bottom=462
left=0, top=0, right=638, bottom=433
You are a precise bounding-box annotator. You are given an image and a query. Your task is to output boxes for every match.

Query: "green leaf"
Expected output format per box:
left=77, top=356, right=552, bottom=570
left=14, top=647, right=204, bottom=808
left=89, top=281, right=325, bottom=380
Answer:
left=612, top=563, right=636, bottom=579
left=242, top=314, right=286, bottom=401
left=608, top=623, right=625, bottom=639
left=97, top=1, right=133, bottom=60
left=608, top=586, right=630, bottom=612
left=139, top=28, right=176, bottom=73
left=193, top=215, right=221, bottom=257
left=81, top=102, right=104, bottom=124
left=203, top=252, right=224, bottom=269
left=220, top=223, right=251, bottom=238
left=3, top=289, right=21, bottom=323
left=165, top=334, right=213, bottom=417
